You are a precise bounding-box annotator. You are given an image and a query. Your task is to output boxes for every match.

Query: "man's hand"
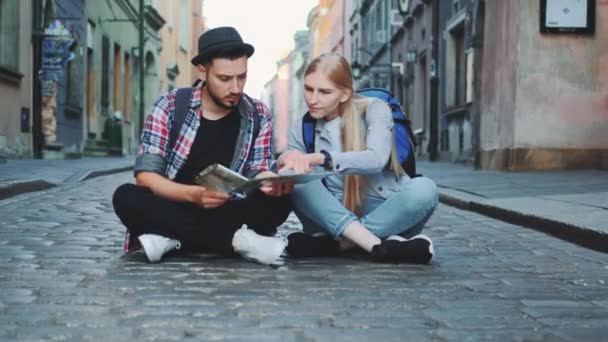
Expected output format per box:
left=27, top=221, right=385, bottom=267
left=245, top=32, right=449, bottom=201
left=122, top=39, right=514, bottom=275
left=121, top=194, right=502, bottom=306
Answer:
left=277, top=150, right=319, bottom=174
left=190, top=186, right=230, bottom=209
left=255, top=171, right=293, bottom=197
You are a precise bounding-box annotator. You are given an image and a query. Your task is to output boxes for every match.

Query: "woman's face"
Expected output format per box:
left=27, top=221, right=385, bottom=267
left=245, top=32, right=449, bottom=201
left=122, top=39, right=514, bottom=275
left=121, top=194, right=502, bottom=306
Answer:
left=303, top=70, right=350, bottom=121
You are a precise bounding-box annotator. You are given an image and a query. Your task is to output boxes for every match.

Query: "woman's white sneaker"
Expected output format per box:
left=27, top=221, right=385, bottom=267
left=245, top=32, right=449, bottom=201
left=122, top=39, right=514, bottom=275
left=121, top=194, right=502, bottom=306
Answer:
left=138, top=234, right=182, bottom=263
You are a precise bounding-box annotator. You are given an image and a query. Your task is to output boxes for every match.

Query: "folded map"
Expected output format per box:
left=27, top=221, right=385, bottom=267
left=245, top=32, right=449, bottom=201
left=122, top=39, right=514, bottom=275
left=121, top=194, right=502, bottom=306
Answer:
left=194, top=163, right=339, bottom=197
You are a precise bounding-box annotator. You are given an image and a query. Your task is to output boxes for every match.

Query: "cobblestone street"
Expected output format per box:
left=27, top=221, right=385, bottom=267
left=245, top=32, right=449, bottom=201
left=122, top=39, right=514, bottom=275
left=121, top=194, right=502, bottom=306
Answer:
left=1, top=172, right=607, bottom=341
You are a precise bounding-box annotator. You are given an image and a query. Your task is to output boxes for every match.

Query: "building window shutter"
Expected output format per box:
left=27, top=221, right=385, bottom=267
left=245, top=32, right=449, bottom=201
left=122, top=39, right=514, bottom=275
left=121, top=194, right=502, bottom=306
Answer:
left=66, top=47, right=82, bottom=109
left=0, top=0, right=20, bottom=69
left=101, top=35, right=110, bottom=112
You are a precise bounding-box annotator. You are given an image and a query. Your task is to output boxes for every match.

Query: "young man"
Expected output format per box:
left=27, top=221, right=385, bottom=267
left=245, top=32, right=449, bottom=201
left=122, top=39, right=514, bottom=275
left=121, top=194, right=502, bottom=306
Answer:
left=113, top=27, right=292, bottom=265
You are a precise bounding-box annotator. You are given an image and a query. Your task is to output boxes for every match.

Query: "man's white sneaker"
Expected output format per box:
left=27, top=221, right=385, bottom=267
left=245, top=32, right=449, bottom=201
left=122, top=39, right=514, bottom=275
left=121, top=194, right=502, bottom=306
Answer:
left=232, top=225, right=286, bottom=266
left=138, top=234, right=182, bottom=263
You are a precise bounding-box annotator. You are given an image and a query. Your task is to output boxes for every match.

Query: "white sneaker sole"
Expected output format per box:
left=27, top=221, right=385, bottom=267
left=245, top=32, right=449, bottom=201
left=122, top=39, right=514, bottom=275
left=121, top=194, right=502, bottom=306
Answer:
left=387, top=234, right=434, bottom=261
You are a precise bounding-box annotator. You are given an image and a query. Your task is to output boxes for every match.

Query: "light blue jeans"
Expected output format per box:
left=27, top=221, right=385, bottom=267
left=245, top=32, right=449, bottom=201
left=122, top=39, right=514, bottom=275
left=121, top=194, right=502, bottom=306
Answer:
left=292, top=176, right=438, bottom=239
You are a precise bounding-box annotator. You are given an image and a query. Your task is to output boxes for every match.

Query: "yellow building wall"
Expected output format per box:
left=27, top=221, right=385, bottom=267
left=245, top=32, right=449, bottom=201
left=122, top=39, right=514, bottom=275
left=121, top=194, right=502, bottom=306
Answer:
left=156, top=0, right=197, bottom=93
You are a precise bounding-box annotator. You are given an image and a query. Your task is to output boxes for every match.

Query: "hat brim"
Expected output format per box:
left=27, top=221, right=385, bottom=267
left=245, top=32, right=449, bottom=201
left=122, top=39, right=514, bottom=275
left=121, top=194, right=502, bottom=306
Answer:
left=191, top=42, right=254, bottom=66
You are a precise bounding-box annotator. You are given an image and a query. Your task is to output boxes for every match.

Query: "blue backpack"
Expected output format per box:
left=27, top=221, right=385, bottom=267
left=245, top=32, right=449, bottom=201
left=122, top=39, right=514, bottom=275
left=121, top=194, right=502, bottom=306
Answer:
left=302, top=87, right=419, bottom=178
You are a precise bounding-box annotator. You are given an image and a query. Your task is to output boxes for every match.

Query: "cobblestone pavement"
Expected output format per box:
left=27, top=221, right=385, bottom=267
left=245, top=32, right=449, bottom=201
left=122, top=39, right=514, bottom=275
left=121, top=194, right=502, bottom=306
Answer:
left=1, top=173, right=607, bottom=342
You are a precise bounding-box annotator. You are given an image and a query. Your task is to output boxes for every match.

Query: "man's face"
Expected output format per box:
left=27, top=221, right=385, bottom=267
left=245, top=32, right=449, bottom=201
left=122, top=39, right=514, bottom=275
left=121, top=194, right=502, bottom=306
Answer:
left=199, top=56, right=248, bottom=110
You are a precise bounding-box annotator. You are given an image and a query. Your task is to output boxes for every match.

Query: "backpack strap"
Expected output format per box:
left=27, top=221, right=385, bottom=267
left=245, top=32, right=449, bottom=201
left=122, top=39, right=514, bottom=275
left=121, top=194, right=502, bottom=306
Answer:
left=302, top=112, right=316, bottom=153
left=242, top=93, right=261, bottom=140
left=170, top=87, right=194, bottom=149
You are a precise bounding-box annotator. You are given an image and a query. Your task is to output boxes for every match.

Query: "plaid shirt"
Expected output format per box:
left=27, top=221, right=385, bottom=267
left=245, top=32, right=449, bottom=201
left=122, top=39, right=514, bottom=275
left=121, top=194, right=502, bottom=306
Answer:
left=136, top=81, right=273, bottom=180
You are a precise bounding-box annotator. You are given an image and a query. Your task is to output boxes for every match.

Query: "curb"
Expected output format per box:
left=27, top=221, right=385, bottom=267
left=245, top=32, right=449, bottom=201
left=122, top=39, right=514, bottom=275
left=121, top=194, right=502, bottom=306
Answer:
left=0, top=165, right=133, bottom=201
left=438, top=188, right=608, bottom=254
left=78, top=166, right=133, bottom=182
left=0, top=180, right=56, bottom=200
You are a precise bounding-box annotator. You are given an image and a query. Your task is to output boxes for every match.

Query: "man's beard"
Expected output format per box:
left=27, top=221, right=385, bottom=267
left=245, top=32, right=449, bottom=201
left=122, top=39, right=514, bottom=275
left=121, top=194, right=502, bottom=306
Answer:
left=207, top=84, right=241, bottom=110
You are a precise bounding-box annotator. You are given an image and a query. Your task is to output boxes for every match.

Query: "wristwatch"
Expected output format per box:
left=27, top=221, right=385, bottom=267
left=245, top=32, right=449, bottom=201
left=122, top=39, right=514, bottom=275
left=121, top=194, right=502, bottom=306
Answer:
left=320, top=150, right=333, bottom=170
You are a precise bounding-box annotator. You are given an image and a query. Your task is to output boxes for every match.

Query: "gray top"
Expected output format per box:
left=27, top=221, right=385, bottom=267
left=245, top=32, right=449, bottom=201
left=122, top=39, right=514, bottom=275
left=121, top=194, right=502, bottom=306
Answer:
left=288, top=98, right=406, bottom=199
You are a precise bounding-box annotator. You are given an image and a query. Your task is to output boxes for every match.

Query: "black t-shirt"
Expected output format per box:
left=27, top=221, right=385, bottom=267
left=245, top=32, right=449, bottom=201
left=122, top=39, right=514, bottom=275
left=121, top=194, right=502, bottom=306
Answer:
left=174, top=110, right=240, bottom=184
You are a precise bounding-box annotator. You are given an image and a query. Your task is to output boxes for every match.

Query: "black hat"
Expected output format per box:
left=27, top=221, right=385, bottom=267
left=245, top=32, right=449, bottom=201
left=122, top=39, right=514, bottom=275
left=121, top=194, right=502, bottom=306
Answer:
left=191, top=26, right=254, bottom=66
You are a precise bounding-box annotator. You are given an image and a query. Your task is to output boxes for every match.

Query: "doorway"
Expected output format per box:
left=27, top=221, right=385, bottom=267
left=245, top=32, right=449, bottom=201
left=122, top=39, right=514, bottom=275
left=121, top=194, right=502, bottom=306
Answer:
left=86, top=47, right=96, bottom=136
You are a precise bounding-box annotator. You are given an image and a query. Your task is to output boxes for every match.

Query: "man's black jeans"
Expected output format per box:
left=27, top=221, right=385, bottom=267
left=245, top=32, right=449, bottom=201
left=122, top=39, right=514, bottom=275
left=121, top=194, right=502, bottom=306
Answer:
left=112, top=184, right=292, bottom=254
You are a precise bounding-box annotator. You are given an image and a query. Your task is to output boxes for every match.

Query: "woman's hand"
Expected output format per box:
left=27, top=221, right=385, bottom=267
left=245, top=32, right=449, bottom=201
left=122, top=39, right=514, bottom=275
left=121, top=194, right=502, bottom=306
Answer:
left=189, top=186, right=230, bottom=209
left=255, top=171, right=293, bottom=197
left=278, top=150, right=320, bottom=174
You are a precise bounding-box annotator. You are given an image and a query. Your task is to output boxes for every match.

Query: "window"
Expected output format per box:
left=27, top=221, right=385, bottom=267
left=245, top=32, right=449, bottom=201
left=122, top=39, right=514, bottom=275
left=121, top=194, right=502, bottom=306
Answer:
left=441, top=129, right=449, bottom=151
left=446, top=23, right=466, bottom=107
left=167, top=0, right=174, bottom=30
left=375, top=2, right=383, bottom=31
left=465, top=50, right=473, bottom=103
left=86, top=48, right=94, bottom=129
left=113, top=43, right=121, bottom=112
left=123, top=52, right=130, bottom=120
left=179, top=0, right=189, bottom=52
left=372, top=1, right=386, bottom=50
left=87, top=20, right=94, bottom=49
left=0, top=0, right=19, bottom=70
left=101, top=35, right=110, bottom=113
left=66, top=45, right=82, bottom=108
left=453, top=25, right=465, bottom=105
left=362, top=13, right=373, bottom=59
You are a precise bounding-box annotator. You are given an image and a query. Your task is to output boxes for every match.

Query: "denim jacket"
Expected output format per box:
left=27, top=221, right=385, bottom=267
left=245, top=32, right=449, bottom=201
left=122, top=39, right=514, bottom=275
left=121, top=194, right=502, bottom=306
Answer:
left=288, top=98, right=406, bottom=199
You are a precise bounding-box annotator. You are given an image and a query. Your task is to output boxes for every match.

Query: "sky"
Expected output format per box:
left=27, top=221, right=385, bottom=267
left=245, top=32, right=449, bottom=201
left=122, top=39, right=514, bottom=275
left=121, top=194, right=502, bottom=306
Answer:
left=203, top=0, right=317, bottom=98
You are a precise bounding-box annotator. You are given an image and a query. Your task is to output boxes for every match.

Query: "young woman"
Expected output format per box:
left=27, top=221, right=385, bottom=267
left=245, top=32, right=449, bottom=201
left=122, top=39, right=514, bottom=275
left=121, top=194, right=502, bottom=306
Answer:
left=278, top=53, right=438, bottom=264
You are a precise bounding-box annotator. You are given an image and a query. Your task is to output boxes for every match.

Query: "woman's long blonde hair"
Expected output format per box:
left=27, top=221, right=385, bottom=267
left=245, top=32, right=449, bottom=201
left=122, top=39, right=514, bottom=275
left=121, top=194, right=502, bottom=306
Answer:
left=304, top=54, right=404, bottom=216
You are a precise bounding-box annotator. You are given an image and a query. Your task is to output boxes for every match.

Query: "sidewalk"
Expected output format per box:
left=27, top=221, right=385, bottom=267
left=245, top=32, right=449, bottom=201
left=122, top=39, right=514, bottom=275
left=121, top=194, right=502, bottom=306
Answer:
left=0, top=156, right=135, bottom=200
left=1, top=157, right=606, bottom=253
left=418, top=160, right=608, bottom=253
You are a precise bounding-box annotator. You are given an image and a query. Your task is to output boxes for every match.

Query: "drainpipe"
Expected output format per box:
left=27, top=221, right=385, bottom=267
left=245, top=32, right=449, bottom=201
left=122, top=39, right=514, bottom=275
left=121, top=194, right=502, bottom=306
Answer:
left=138, top=0, right=145, bottom=137
left=32, top=0, right=44, bottom=158
left=428, top=0, right=439, bottom=161
left=388, top=2, right=394, bottom=93
left=472, top=2, right=485, bottom=169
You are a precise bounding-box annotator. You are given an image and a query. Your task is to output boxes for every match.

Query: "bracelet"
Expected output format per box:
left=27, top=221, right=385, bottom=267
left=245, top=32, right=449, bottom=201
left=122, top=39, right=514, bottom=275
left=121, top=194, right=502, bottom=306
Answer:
left=320, top=150, right=333, bottom=170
